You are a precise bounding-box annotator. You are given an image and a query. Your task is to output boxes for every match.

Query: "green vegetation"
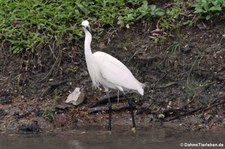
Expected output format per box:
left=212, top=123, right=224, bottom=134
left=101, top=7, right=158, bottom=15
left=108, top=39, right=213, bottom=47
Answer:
left=159, top=1, right=185, bottom=30
left=117, top=1, right=164, bottom=27
left=0, top=0, right=225, bottom=53
left=43, top=95, right=60, bottom=121
left=193, top=0, right=225, bottom=20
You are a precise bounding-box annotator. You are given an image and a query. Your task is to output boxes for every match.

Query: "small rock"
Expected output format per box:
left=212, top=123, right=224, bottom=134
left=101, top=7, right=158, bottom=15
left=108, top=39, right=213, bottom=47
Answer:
left=158, top=114, right=165, bottom=119
left=66, top=88, right=85, bottom=106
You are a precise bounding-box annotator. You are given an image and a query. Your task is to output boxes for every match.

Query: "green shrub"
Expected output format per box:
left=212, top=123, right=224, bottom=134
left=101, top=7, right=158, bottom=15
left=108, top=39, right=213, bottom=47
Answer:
left=0, top=0, right=163, bottom=53
left=193, top=0, right=225, bottom=20
left=1, top=0, right=225, bottom=53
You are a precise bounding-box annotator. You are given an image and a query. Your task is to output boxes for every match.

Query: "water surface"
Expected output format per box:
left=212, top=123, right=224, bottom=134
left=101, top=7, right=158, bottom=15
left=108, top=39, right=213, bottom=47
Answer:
left=0, top=127, right=224, bottom=149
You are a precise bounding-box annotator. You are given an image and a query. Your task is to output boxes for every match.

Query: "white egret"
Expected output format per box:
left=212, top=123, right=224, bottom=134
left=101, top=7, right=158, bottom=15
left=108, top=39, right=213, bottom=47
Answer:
left=81, top=20, right=144, bottom=130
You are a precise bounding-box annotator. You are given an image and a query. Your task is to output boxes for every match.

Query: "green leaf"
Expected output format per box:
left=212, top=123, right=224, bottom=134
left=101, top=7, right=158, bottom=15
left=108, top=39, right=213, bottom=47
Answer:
left=209, top=6, right=222, bottom=11
left=156, top=11, right=165, bottom=16
left=194, top=7, right=205, bottom=13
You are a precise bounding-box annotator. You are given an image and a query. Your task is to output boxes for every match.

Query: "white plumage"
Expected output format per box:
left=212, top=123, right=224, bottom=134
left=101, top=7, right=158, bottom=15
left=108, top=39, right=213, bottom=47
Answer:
left=81, top=20, right=144, bottom=130
left=81, top=20, right=144, bottom=95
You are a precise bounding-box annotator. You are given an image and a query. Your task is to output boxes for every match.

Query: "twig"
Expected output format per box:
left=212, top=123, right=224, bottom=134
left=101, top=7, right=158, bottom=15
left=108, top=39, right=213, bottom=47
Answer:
left=165, top=107, right=204, bottom=121
left=163, top=108, right=187, bottom=115
left=203, top=98, right=225, bottom=112
left=165, top=96, right=225, bottom=121
left=156, top=82, right=177, bottom=89
left=49, top=42, right=57, bottom=60
left=40, top=80, right=68, bottom=98
left=89, top=104, right=130, bottom=113
left=89, top=93, right=124, bottom=108
left=39, top=47, right=62, bottom=82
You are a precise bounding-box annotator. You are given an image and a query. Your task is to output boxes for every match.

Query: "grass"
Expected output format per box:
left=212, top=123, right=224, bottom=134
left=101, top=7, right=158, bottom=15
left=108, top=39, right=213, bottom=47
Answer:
left=0, top=0, right=225, bottom=53
left=43, top=95, right=60, bottom=121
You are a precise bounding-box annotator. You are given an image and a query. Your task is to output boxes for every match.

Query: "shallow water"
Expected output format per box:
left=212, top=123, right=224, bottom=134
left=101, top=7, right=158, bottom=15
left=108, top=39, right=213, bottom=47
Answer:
left=0, top=127, right=224, bottom=149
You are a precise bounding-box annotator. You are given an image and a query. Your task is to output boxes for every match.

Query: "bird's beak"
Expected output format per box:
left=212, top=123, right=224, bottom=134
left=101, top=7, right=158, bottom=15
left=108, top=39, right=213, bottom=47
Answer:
left=82, top=25, right=91, bottom=33
left=85, top=26, right=91, bottom=33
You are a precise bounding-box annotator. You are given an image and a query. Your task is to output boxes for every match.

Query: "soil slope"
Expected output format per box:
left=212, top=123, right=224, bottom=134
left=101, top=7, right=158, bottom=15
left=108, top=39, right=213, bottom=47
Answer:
left=0, top=19, right=225, bottom=133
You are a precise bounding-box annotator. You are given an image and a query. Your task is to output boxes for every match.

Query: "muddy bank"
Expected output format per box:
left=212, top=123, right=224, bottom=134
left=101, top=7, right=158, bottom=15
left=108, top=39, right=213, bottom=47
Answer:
left=0, top=19, right=225, bottom=133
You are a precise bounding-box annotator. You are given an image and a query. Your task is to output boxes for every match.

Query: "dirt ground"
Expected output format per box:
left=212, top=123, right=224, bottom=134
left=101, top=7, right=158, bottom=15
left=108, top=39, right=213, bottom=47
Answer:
left=0, top=18, right=225, bottom=133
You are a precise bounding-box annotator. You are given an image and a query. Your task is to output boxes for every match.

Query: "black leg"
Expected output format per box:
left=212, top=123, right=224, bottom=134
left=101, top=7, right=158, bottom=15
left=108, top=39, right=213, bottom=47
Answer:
left=124, top=94, right=136, bottom=128
left=107, top=92, right=112, bottom=131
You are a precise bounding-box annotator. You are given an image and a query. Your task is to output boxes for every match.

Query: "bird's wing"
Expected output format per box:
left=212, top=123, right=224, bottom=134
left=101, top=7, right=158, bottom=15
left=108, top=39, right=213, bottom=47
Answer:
left=93, top=51, right=142, bottom=91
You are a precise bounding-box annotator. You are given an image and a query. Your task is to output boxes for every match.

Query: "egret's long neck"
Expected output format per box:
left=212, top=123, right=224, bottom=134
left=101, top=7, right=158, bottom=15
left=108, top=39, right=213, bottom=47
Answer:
left=84, top=30, right=93, bottom=59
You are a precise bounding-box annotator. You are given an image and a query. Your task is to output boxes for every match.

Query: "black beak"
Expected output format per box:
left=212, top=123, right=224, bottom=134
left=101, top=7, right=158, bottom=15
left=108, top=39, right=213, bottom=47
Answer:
left=82, top=25, right=91, bottom=33
left=86, top=26, right=91, bottom=33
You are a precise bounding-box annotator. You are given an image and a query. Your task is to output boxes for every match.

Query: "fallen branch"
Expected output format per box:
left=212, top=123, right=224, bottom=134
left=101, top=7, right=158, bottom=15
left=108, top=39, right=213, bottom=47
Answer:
left=89, top=104, right=130, bottom=113
left=156, top=82, right=177, bottom=89
left=203, top=98, right=225, bottom=112
left=165, top=96, right=225, bottom=121
left=165, top=107, right=204, bottom=121
left=89, top=94, right=125, bottom=108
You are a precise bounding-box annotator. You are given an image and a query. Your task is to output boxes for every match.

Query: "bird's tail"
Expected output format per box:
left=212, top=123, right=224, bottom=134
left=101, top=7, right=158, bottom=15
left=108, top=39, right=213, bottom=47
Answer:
left=137, top=82, right=145, bottom=96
